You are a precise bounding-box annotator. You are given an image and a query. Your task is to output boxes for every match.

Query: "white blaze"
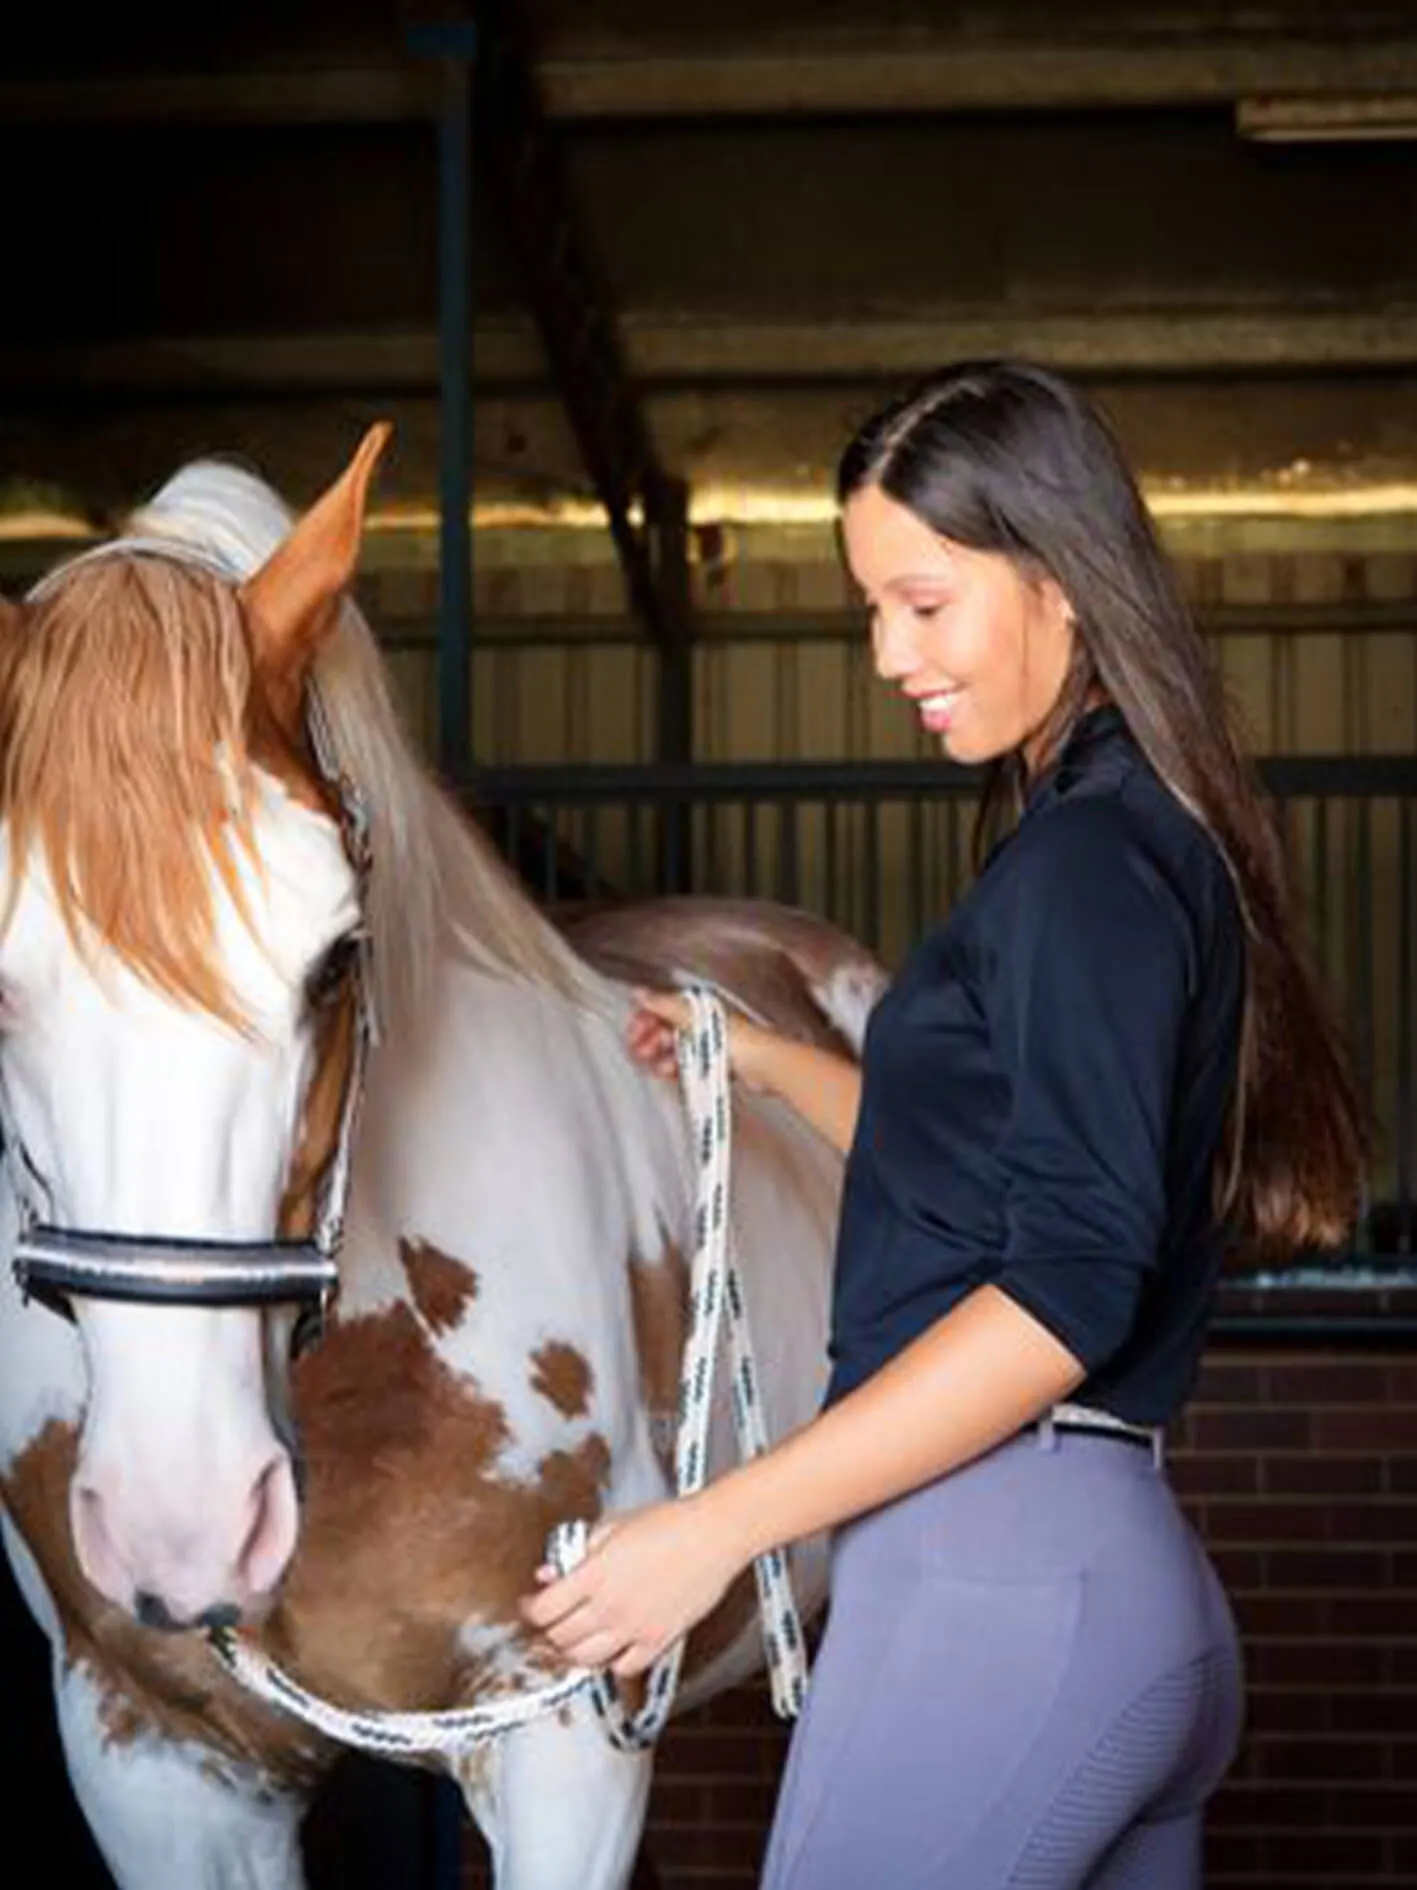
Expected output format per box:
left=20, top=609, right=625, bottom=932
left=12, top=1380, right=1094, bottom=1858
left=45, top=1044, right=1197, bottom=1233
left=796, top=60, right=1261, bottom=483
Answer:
left=0, top=769, right=359, bottom=1622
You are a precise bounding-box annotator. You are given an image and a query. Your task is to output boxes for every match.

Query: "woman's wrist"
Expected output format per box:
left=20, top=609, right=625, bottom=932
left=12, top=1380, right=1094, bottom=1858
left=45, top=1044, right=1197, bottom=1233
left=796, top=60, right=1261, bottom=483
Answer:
left=730, top=1018, right=785, bottom=1094
left=693, top=1463, right=773, bottom=1571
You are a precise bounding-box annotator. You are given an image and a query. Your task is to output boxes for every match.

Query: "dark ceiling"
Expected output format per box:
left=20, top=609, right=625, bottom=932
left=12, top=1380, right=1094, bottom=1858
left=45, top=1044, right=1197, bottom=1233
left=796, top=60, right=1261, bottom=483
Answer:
left=2, top=1, right=1416, bottom=526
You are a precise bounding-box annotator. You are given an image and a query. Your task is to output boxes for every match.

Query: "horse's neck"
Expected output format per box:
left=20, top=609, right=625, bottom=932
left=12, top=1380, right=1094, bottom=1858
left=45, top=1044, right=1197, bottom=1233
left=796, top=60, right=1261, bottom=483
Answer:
left=326, top=950, right=684, bottom=1528
left=553, top=976, right=690, bottom=1261
left=350, top=943, right=687, bottom=1301
left=479, top=958, right=687, bottom=1253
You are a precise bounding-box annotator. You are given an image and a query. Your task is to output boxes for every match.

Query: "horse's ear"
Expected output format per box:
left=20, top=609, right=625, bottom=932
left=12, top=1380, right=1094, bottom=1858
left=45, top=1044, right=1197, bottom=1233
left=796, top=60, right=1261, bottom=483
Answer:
left=241, top=422, right=392, bottom=730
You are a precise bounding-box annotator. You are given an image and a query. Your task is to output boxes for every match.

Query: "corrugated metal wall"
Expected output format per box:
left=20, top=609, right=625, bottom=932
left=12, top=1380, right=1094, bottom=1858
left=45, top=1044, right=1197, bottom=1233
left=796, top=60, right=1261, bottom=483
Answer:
left=359, top=533, right=1417, bottom=1216
left=364, top=538, right=1417, bottom=765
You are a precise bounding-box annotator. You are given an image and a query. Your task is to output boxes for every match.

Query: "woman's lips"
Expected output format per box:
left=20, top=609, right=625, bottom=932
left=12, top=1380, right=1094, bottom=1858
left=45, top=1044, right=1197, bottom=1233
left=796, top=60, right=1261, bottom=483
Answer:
left=915, top=688, right=961, bottom=734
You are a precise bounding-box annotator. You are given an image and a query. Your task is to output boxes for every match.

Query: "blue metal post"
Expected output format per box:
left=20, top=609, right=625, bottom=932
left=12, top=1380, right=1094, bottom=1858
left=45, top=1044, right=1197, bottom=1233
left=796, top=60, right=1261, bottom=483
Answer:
left=407, top=35, right=476, bottom=1887
left=414, top=22, right=476, bottom=784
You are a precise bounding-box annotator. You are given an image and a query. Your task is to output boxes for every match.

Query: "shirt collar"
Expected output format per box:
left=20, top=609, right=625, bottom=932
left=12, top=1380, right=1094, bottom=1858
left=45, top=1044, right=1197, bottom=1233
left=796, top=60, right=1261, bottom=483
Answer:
left=1022, top=701, right=1134, bottom=819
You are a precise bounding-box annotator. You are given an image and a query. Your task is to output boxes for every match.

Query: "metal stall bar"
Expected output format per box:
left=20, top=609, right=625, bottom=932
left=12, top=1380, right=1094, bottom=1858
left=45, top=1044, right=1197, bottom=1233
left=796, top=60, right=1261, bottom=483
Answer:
left=413, top=21, right=477, bottom=782
left=407, top=30, right=477, bottom=1889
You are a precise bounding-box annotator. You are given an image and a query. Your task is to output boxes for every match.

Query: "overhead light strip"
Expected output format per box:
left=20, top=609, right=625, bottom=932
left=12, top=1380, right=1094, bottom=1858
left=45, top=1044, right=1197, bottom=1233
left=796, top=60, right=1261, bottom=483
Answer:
left=1237, top=95, right=1417, bottom=142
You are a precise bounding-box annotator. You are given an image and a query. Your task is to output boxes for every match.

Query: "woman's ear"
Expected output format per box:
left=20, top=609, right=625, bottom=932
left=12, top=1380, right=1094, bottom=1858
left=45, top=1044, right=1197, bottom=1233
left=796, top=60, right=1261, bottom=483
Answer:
left=1033, top=573, right=1076, bottom=637
left=239, top=422, right=392, bottom=736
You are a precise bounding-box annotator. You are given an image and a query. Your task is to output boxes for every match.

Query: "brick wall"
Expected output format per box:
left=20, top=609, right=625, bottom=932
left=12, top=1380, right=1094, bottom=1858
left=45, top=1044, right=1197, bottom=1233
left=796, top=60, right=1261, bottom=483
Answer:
left=1174, top=1345, right=1417, bottom=1889
left=465, top=1321, right=1417, bottom=1890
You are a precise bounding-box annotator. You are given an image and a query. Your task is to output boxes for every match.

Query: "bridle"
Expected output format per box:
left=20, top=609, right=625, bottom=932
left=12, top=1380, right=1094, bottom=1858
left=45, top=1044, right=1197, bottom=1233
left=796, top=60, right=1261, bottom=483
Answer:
left=4, top=543, right=376, bottom=1354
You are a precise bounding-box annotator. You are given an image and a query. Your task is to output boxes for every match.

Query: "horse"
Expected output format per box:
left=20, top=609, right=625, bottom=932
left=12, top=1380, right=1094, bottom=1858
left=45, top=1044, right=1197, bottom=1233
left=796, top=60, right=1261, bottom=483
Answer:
left=0, top=426, right=886, bottom=1889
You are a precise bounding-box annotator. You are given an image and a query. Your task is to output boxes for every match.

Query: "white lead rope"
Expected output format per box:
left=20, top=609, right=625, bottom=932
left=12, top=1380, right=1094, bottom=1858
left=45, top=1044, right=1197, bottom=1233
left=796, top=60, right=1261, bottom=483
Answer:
left=543, top=986, right=808, bottom=1749
left=212, top=986, right=809, bottom=1756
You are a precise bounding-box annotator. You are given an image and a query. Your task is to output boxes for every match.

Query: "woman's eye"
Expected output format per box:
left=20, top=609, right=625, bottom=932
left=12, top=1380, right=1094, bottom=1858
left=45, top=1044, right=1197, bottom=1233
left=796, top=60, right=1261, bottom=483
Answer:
left=913, top=603, right=943, bottom=621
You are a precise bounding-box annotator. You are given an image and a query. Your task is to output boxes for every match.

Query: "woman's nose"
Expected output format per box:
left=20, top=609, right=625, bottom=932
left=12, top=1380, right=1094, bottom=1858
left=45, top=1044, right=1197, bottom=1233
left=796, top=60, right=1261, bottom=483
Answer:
left=872, top=611, right=917, bottom=681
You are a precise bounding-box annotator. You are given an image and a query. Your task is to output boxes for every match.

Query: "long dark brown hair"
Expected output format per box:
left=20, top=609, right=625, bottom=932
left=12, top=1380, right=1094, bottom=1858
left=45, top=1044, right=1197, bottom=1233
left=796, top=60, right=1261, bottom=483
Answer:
left=838, top=359, right=1365, bottom=1259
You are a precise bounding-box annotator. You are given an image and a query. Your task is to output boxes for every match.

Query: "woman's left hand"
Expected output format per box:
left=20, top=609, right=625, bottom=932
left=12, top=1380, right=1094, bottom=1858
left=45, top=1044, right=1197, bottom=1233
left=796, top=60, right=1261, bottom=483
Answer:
left=519, top=1494, right=742, bottom=1678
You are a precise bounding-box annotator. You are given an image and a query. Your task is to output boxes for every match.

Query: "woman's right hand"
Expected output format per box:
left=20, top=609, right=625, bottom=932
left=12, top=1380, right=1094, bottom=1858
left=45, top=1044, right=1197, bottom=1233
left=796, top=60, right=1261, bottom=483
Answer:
left=626, top=988, right=779, bottom=1094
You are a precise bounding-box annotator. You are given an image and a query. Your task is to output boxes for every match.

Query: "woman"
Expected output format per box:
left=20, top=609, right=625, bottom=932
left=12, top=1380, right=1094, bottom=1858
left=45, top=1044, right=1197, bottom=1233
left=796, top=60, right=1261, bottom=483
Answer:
left=522, top=360, right=1364, bottom=1887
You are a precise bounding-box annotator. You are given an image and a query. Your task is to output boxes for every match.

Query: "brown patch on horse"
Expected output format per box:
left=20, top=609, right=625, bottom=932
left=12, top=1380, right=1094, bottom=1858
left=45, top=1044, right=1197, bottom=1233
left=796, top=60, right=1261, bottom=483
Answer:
left=528, top=1341, right=594, bottom=1419
left=267, top=1301, right=610, bottom=1712
left=626, top=1243, right=690, bottom=1477
left=400, top=1238, right=479, bottom=1336
left=279, top=978, right=357, bottom=1239
left=1, top=1422, right=329, bottom=1784
left=4, top=1304, right=613, bottom=1755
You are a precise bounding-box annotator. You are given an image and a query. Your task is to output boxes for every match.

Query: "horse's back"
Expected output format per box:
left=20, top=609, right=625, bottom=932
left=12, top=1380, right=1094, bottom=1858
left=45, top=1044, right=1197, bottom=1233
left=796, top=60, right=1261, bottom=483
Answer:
left=557, top=896, right=886, bottom=1056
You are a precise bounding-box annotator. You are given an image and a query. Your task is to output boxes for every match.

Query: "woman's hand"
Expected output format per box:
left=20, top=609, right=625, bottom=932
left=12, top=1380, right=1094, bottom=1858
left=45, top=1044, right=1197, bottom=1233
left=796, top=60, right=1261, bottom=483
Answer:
left=626, top=988, right=779, bottom=1093
left=520, top=1494, right=744, bottom=1678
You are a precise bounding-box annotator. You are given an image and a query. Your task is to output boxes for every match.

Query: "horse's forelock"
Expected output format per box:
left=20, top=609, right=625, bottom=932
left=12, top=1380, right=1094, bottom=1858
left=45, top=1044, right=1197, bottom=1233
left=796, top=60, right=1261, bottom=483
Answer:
left=133, top=454, right=612, bottom=1037
left=3, top=550, right=263, bottom=1025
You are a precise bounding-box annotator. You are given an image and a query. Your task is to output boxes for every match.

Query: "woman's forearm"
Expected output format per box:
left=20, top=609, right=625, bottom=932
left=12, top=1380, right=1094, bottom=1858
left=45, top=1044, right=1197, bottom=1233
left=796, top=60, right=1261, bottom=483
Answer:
left=518, top=1290, right=1087, bottom=1678
left=702, top=1284, right=1087, bottom=1564
left=629, top=992, right=864, bottom=1156
left=745, top=1033, right=863, bottom=1156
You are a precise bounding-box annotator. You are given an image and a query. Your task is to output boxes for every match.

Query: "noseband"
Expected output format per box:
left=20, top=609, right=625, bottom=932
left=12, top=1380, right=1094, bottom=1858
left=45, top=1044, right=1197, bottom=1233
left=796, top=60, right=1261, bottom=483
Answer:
left=4, top=559, right=374, bottom=1352
left=12, top=1228, right=341, bottom=1327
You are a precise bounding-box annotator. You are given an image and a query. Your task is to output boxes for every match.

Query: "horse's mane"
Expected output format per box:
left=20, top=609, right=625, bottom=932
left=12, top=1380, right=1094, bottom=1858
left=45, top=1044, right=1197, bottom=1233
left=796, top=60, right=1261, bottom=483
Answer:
left=10, top=458, right=605, bottom=1038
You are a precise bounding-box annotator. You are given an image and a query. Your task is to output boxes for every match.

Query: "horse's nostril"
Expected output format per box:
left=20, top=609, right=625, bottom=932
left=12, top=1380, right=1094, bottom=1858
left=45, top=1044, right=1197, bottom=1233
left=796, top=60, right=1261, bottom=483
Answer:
left=234, top=1453, right=299, bottom=1601
left=136, top=1593, right=241, bottom=1633
left=198, top=1601, right=242, bottom=1633
left=134, top=1589, right=180, bottom=1632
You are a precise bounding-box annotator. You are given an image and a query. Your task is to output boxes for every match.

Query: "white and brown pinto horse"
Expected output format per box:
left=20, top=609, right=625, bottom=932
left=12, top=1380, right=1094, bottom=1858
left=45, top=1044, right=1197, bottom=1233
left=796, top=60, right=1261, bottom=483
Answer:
left=0, top=429, right=883, bottom=1888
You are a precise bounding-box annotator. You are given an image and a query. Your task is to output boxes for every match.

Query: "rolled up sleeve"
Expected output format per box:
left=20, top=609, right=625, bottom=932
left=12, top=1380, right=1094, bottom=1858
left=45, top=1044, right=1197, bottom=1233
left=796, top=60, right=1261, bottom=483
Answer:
left=984, top=807, right=1195, bottom=1373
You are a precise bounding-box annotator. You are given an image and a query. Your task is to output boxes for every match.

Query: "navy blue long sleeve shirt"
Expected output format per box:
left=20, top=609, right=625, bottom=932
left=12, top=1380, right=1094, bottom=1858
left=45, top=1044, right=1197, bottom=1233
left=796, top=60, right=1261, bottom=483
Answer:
left=826, top=704, right=1245, bottom=1426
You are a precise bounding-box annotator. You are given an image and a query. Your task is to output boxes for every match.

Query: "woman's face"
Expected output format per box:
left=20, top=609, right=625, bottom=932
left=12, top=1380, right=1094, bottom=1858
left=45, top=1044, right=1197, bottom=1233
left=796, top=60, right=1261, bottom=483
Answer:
left=841, top=483, right=1075, bottom=769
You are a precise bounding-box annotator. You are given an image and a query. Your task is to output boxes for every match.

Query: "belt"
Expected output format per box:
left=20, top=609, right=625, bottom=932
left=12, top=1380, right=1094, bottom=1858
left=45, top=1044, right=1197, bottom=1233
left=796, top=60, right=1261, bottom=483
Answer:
left=1030, top=1401, right=1164, bottom=1461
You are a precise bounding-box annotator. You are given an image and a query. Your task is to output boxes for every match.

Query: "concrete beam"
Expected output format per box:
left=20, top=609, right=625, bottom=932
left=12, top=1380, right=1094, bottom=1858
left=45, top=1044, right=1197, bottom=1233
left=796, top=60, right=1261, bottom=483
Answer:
left=2, top=36, right=1417, bottom=126
left=5, top=306, right=1417, bottom=401
left=0, top=67, right=434, bottom=127
left=538, top=38, right=1417, bottom=120
left=610, top=310, right=1417, bottom=381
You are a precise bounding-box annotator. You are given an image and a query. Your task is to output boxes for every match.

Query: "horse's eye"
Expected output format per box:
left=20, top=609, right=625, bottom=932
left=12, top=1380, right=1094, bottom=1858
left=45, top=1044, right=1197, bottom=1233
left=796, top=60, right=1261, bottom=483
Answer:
left=305, top=933, right=360, bottom=1010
